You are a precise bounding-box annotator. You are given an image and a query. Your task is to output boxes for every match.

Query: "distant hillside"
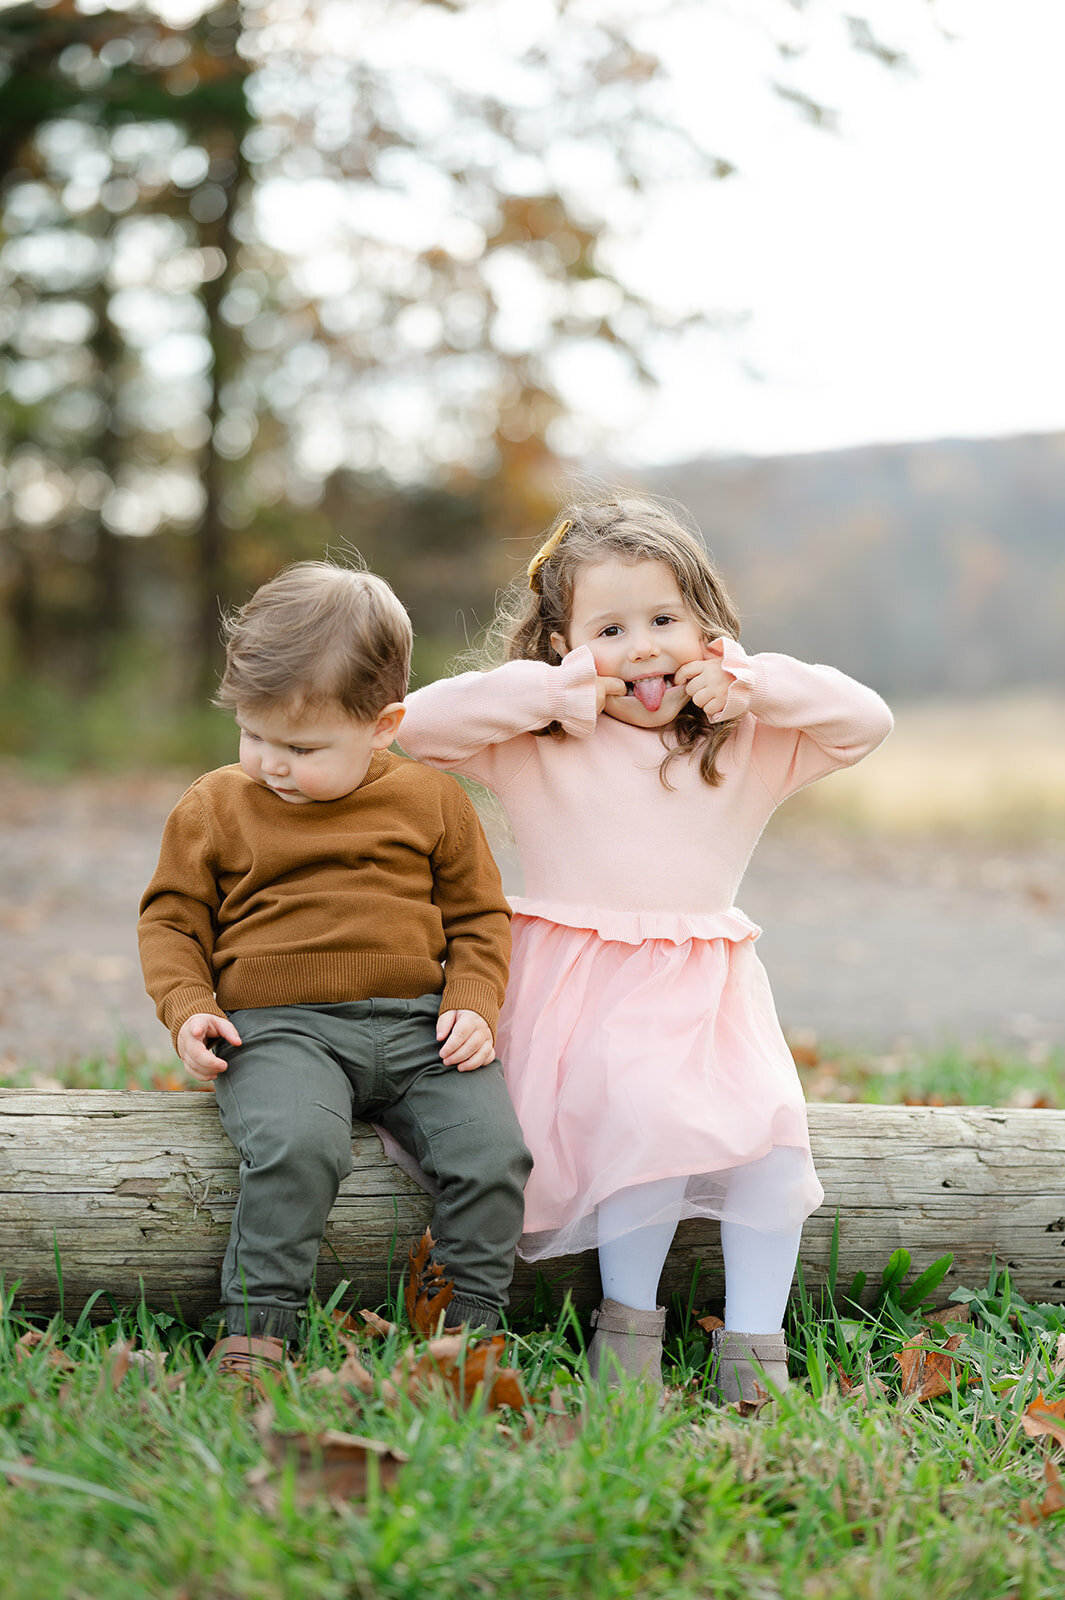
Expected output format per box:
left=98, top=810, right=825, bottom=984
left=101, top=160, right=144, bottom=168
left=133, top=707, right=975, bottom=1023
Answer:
left=643, top=433, right=1065, bottom=696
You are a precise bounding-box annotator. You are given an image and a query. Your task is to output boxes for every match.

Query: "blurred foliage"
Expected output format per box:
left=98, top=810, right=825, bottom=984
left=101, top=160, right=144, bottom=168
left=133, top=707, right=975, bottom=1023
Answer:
left=0, top=0, right=914, bottom=765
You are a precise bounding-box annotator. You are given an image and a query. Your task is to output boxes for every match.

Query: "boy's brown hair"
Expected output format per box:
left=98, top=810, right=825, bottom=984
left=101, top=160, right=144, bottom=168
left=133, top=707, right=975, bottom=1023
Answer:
left=215, top=561, right=412, bottom=720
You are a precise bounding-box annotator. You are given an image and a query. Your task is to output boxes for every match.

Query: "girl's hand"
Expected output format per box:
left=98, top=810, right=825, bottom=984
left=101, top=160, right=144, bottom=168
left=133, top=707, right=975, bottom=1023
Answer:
left=596, top=675, right=627, bottom=715
left=437, top=1009, right=496, bottom=1072
left=176, top=1013, right=242, bottom=1081
left=674, top=653, right=733, bottom=719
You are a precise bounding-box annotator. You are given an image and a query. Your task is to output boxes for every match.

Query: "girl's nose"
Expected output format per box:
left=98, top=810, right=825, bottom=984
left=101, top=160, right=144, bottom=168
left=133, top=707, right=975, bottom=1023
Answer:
left=629, top=633, right=660, bottom=662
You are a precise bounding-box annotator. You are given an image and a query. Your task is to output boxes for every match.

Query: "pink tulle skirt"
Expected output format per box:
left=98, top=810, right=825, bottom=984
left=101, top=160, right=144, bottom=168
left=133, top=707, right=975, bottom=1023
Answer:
left=496, top=908, right=824, bottom=1261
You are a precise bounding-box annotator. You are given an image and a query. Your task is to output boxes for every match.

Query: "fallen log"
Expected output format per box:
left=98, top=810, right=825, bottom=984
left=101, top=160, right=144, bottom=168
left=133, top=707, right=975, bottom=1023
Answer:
left=2, top=1090, right=1064, bottom=1323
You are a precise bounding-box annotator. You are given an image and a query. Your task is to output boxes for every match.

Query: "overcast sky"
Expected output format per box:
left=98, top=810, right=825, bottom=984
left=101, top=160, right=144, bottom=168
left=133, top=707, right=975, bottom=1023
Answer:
left=612, top=0, right=1065, bottom=462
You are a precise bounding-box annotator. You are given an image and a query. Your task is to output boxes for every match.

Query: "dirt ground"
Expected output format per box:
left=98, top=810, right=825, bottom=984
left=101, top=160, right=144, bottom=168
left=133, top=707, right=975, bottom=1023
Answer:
left=1, top=766, right=1063, bottom=1073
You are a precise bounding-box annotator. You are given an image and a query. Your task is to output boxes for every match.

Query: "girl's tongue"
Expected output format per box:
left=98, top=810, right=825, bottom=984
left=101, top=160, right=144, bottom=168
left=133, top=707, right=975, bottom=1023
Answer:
left=632, top=675, right=668, bottom=712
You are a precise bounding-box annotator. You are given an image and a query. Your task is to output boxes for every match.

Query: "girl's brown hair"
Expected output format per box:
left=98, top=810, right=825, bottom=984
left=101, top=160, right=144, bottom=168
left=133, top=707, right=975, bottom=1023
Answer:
left=486, top=493, right=743, bottom=787
left=215, top=561, right=412, bottom=719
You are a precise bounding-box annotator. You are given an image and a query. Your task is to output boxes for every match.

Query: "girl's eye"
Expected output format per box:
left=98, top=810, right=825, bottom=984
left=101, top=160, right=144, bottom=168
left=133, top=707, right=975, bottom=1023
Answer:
left=653, top=615, right=675, bottom=627
left=599, top=624, right=621, bottom=638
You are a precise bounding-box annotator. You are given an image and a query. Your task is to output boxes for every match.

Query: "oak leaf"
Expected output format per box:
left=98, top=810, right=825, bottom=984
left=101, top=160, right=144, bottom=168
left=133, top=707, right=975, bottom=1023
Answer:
left=405, top=1229, right=454, bottom=1336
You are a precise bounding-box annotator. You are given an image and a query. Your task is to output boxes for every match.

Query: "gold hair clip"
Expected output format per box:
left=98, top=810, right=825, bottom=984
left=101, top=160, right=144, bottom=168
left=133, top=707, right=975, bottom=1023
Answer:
left=527, top=519, right=572, bottom=590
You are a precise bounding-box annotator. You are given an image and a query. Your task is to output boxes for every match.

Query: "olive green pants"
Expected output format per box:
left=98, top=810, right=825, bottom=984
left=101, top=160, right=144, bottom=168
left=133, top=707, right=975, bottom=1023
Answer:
left=213, top=997, right=531, bottom=1341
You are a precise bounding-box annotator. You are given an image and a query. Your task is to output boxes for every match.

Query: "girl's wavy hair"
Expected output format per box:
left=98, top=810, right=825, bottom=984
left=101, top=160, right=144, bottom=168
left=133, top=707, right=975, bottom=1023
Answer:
left=484, top=494, right=743, bottom=788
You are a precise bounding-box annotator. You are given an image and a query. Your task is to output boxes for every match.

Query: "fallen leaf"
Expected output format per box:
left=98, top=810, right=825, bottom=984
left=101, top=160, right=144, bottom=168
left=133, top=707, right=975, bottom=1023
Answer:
left=895, top=1332, right=972, bottom=1401
left=404, top=1229, right=454, bottom=1336
left=926, top=1304, right=971, bottom=1328
left=392, top=1332, right=527, bottom=1411
left=15, top=1330, right=76, bottom=1373
left=1020, top=1393, right=1065, bottom=1450
left=251, top=1402, right=407, bottom=1509
left=1019, top=1460, right=1065, bottom=1524
left=357, top=1308, right=398, bottom=1338
left=519, top=1386, right=583, bottom=1446
left=331, top=1307, right=397, bottom=1339
left=696, top=1313, right=724, bottom=1334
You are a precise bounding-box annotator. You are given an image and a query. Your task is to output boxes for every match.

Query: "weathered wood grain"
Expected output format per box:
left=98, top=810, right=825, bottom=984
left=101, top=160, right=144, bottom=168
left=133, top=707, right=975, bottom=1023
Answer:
left=2, top=1091, right=1064, bottom=1322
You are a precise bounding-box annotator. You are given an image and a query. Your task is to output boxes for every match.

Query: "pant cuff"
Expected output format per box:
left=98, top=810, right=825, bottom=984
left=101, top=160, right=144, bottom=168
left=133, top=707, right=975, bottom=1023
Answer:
left=445, top=1294, right=501, bottom=1332
left=224, top=1303, right=302, bottom=1342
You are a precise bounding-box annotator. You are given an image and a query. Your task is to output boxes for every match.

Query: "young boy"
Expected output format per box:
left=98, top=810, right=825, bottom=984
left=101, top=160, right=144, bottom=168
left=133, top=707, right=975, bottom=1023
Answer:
left=138, top=561, right=531, bottom=1377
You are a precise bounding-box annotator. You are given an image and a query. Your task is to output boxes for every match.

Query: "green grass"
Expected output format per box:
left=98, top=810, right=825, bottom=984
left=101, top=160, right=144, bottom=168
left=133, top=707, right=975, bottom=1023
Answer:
left=4, top=1046, right=1065, bottom=1593
left=2, top=1259, right=1065, bottom=1599
left=794, top=1039, right=1065, bottom=1110
left=6, top=1038, right=1063, bottom=1111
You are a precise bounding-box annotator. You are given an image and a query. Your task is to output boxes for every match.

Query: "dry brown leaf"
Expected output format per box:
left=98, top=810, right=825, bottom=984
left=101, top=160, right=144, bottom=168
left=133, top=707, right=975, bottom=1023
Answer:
left=926, top=1304, right=971, bottom=1329
left=306, top=1349, right=400, bottom=1406
left=356, top=1308, right=398, bottom=1338
left=391, top=1332, right=527, bottom=1411
left=15, top=1330, right=76, bottom=1373
left=330, top=1307, right=397, bottom=1339
left=1020, top=1393, right=1065, bottom=1449
left=250, top=1402, right=407, bottom=1509
left=1019, top=1460, right=1065, bottom=1524
left=405, top=1229, right=454, bottom=1336
left=895, top=1332, right=972, bottom=1401
left=696, top=1313, right=724, bottom=1334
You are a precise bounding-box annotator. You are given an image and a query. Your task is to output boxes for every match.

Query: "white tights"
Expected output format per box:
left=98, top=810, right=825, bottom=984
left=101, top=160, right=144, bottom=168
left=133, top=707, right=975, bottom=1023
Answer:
left=596, top=1151, right=805, bottom=1333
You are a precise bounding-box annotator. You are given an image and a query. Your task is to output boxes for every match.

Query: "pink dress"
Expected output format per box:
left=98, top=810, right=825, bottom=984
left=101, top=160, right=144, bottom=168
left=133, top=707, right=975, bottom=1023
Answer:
left=401, top=640, right=893, bottom=1261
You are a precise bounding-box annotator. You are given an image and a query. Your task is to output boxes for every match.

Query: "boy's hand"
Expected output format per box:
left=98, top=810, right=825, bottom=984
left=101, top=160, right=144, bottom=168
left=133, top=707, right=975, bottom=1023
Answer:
left=176, top=1013, right=242, bottom=1082
left=437, top=1009, right=495, bottom=1072
left=674, top=652, right=733, bottom=720
left=596, top=675, right=627, bottom=715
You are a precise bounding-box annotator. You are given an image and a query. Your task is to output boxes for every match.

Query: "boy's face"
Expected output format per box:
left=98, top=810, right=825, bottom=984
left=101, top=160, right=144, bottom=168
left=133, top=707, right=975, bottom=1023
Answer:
left=237, top=699, right=405, bottom=804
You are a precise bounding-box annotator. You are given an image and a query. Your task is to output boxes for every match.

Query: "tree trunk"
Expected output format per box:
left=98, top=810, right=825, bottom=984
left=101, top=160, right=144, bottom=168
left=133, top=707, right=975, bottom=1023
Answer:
left=2, top=1091, right=1063, bottom=1324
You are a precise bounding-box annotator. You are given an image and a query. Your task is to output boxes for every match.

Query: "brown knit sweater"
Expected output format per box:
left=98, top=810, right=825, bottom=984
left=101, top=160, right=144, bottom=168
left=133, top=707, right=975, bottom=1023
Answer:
left=138, top=752, right=511, bottom=1048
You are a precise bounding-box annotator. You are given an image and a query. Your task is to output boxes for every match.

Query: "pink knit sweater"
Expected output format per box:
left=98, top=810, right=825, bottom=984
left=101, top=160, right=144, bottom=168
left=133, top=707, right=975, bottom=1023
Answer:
left=400, top=639, right=893, bottom=940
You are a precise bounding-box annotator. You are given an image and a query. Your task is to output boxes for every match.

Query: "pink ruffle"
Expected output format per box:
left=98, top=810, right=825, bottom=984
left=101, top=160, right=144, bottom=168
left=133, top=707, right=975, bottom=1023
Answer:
left=508, top=897, right=761, bottom=946
left=707, top=635, right=757, bottom=722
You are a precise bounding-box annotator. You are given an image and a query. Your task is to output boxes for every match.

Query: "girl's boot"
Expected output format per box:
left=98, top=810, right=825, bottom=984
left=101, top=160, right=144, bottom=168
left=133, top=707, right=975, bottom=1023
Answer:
left=710, top=1328, right=789, bottom=1404
left=587, top=1298, right=666, bottom=1393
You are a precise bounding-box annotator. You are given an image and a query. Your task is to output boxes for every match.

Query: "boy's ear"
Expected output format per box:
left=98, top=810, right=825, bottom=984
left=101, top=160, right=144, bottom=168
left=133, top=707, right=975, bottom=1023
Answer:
left=372, top=702, right=405, bottom=748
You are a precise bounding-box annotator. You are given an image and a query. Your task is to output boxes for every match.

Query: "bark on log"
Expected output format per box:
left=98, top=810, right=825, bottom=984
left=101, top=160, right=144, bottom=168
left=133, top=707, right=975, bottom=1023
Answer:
left=2, top=1090, right=1064, bottom=1323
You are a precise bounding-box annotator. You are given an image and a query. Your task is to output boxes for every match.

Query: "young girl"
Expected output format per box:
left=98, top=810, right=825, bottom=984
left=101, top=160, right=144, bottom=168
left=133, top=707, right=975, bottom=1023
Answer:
left=400, top=494, right=893, bottom=1398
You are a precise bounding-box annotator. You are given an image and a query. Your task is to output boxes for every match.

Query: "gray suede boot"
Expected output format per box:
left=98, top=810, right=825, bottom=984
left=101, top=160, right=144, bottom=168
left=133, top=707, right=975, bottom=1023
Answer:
left=587, top=1298, right=667, bottom=1394
left=710, top=1328, right=789, bottom=1404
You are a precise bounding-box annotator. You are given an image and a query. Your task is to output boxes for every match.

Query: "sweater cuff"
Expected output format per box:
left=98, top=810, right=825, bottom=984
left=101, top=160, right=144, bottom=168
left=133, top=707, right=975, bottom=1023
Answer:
left=705, top=635, right=758, bottom=722
left=556, top=646, right=598, bottom=738
left=438, top=979, right=502, bottom=1043
left=161, top=987, right=227, bottom=1051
